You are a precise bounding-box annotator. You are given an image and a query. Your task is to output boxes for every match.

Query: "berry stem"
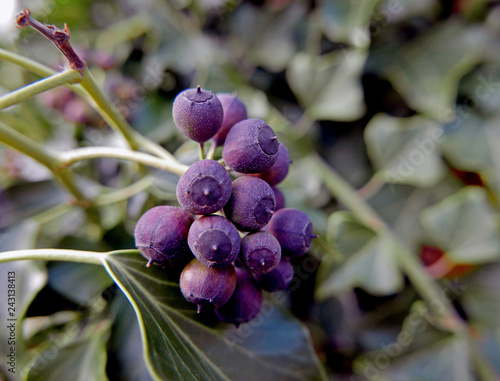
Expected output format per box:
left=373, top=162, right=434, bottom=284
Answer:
left=199, top=142, right=206, bottom=160
left=313, top=154, right=466, bottom=333
left=0, top=69, right=82, bottom=110
left=60, top=147, right=189, bottom=176
left=206, top=140, right=217, bottom=160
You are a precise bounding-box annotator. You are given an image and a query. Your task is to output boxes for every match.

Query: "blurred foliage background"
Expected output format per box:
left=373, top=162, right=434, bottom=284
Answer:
left=2, top=0, right=500, bottom=379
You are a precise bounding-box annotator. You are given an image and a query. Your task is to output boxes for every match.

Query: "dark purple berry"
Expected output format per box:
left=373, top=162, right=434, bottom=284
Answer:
left=188, top=215, right=241, bottom=268
left=240, top=231, right=281, bottom=275
left=172, top=86, right=223, bottom=143
left=252, top=144, right=290, bottom=185
left=176, top=159, right=232, bottom=215
left=134, top=206, right=194, bottom=268
left=212, top=93, right=247, bottom=147
left=180, top=258, right=237, bottom=312
left=222, top=119, right=279, bottom=173
left=272, top=187, right=285, bottom=210
left=224, top=176, right=276, bottom=231
left=266, top=208, right=315, bottom=257
left=215, top=267, right=263, bottom=326
left=254, top=257, right=294, bottom=292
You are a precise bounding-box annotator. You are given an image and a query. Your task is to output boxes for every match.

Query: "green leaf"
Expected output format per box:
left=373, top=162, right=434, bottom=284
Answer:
left=48, top=262, right=113, bottom=305
left=287, top=50, right=367, bottom=121
left=367, top=19, right=486, bottom=120
left=109, top=293, right=154, bottom=381
left=440, top=112, right=494, bottom=171
left=230, top=3, right=308, bottom=72
left=420, top=186, right=500, bottom=264
left=366, top=180, right=462, bottom=249
left=364, top=113, right=446, bottom=187
left=461, top=264, right=500, bottom=329
left=26, top=321, right=110, bottom=381
left=377, top=0, right=439, bottom=23
left=0, top=180, right=68, bottom=229
left=102, top=251, right=326, bottom=381
left=0, top=220, right=47, bottom=381
left=318, top=0, right=383, bottom=49
left=316, top=212, right=404, bottom=298
left=355, top=336, right=474, bottom=381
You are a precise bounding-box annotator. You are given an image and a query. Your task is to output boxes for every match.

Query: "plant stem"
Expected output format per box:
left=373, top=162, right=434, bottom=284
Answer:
left=313, top=154, right=466, bottom=332
left=0, top=49, right=174, bottom=160
left=133, top=132, right=177, bottom=161
left=93, top=176, right=154, bottom=206
left=0, top=121, right=89, bottom=208
left=79, top=67, right=138, bottom=150
left=0, top=69, right=82, bottom=110
left=60, top=146, right=188, bottom=176
left=0, top=48, right=55, bottom=78
left=0, top=249, right=104, bottom=265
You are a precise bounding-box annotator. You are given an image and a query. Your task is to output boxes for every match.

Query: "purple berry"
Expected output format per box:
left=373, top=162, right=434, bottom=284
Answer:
left=224, top=176, right=276, bottom=231
left=134, top=206, right=194, bottom=268
left=172, top=86, right=223, bottom=143
left=212, top=93, right=247, bottom=147
left=222, top=119, right=279, bottom=173
left=252, top=144, right=290, bottom=185
left=215, top=267, right=263, bottom=326
left=180, top=258, right=237, bottom=312
left=176, top=159, right=232, bottom=215
left=272, top=187, right=285, bottom=210
left=254, top=257, right=294, bottom=292
left=266, top=208, right=315, bottom=257
left=188, top=215, right=241, bottom=268
left=240, top=231, right=281, bottom=275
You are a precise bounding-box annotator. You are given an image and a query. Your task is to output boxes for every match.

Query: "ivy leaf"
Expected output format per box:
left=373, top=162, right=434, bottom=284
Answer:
left=461, top=264, right=500, bottom=329
left=367, top=19, right=486, bottom=120
left=0, top=180, right=68, bottom=229
left=364, top=113, right=446, bottom=187
left=48, top=262, right=113, bottom=305
left=316, top=212, right=404, bottom=298
left=366, top=180, right=462, bottom=250
left=26, top=321, right=110, bottom=381
left=0, top=220, right=47, bottom=381
left=440, top=112, right=494, bottom=172
left=102, top=251, right=326, bottom=381
left=420, top=186, right=500, bottom=264
left=357, top=336, right=474, bottom=381
left=318, top=0, right=383, bottom=49
left=287, top=50, right=367, bottom=121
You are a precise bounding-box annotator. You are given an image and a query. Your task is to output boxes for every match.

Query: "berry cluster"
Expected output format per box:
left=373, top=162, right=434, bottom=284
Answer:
left=134, top=87, right=316, bottom=325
